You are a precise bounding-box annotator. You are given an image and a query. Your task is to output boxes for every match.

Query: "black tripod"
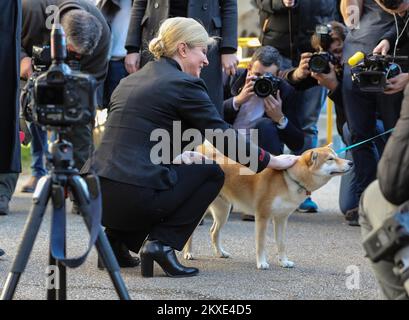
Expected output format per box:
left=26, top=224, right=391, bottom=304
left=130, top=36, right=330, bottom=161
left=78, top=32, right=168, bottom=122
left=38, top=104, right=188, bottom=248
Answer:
left=0, top=133, right=130, bottom=300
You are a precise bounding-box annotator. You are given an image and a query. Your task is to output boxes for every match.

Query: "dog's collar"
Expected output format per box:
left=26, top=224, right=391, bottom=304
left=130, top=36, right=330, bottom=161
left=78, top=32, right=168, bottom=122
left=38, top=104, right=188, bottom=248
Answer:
left=284, top=170, right=312, bottom=196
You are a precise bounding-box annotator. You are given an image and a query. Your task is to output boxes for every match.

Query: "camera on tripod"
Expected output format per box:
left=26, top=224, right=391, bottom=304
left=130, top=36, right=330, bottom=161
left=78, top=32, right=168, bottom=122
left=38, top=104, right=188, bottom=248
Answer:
left=22, top=25, right=97, bottom=127
left=363, top=212, right=409, bottom=296
left=349, top=52, right=408, bottom=93
left=253, top=72, right=281, bottom=98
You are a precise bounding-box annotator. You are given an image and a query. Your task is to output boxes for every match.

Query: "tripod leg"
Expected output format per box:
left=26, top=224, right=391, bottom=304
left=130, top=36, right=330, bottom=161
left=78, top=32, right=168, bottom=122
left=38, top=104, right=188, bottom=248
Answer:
left=94, top=228, right=131, bottom=300
left=47, top=184, right=67, bottom=300
left=69, top=175, right=131, bottom=300
left=1, top=177, right=52, bottom=300
left=47, top=254, right=67, bottom=300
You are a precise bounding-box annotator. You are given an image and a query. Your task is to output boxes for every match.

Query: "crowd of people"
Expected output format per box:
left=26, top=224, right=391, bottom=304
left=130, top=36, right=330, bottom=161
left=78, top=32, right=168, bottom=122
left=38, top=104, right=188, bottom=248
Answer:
left=1, top=0, right=409, bottom=299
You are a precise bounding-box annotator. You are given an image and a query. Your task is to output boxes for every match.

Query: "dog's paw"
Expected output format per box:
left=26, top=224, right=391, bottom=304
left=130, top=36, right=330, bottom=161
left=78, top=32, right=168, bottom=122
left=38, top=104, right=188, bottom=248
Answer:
left=216, top=249, right=230, bottom=258
left=278, top=258, right=295, bottom=268
left=257, top=261, right=270, bottom=270
left=183, top=252, right=195, bottom=260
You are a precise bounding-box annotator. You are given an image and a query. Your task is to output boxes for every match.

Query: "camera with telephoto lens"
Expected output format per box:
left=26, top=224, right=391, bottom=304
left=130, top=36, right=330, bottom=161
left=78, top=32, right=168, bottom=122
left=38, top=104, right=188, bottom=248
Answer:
left=253, top=72, right=281, bottom=98
left=22, top=25, right=97, bottom=127
left=363, top=212, right=409, bottom=296
left=308, top=24, right=338, bottom=74
left=309, top=52, right=338, bottom=74
left=349, top=52, right=407, bottom=93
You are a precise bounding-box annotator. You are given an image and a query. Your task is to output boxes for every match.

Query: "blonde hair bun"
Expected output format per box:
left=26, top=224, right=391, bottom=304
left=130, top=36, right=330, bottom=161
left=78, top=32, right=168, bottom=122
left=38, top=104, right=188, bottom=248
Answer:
left=148, top=17, right=216, bottom=59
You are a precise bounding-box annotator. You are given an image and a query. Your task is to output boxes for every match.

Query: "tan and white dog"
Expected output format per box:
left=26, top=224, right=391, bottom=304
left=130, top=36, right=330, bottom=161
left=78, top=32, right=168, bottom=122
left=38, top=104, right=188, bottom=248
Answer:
left=183, top=144, right=353, bottom=269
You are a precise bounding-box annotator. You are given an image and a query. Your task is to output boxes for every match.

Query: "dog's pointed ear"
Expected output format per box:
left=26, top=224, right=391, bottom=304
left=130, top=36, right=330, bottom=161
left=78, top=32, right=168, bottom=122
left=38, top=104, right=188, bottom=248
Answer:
left=308, top=151, right=318, bottom=166
left=327, top=142, right=333, bottom=149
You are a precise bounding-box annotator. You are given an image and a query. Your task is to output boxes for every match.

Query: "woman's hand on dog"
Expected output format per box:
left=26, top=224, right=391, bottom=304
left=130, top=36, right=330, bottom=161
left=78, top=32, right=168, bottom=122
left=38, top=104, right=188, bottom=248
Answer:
left=173, top=151, right=210, bottom=165
left=268, top=154, right=300, bottom=170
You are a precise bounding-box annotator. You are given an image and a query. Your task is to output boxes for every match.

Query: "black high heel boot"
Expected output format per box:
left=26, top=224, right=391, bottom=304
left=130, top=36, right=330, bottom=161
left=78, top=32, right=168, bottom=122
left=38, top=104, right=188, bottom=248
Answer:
left=140, top=240, right=199, bottom=278
left=98, top=233, right=140, bottom=269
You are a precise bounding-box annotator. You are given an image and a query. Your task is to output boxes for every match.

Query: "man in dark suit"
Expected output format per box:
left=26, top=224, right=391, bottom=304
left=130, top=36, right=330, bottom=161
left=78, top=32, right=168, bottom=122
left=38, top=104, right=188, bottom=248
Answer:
left=0, top=0, right=21, bottom=217
left=224, top=46, right=304, bottom=156
left=124, top=0, right=239, bottom=115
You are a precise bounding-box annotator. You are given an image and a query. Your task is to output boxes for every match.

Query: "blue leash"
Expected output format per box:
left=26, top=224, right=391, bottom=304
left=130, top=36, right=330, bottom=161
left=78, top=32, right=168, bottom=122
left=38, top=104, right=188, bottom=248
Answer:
left=336, top=128, right=395, bottom=155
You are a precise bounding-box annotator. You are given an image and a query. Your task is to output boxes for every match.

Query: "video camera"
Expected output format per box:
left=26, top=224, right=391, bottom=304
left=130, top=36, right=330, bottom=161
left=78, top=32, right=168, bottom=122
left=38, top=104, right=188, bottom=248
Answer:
left=253, top=72, right=281, bottom=98
left=22, top=25, right=97, bottom=127
left=349, top=52, right=408, bottom=93
left=363, top=212, right=409, bottom=296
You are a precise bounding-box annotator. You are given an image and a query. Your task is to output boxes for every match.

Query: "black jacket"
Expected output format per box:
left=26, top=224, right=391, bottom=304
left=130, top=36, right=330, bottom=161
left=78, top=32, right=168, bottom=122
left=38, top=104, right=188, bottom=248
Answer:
left=381, top=12, right=409, bottom=72
left=257, top=0, right=339, bottom=62
left=378, top=85, right=409, bottom=205
left=0, top=0, right=21, bottom=173
left=223, top=69, right=303, bottom=152
left=21, top=0, right=111, bottom=103
left=92, top=58, right=270, bottom=190
left=124, top=0, right=238, bottom=114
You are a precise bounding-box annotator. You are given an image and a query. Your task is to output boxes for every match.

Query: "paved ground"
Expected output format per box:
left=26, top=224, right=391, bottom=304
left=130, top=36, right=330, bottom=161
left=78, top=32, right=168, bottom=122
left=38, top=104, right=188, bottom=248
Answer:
left=0, top=174, right=381, bottom=300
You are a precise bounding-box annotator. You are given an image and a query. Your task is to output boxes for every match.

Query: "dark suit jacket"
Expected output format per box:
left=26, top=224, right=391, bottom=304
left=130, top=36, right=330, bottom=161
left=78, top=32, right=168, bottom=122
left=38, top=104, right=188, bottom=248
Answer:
left=0, top=0, right=21, bottom=173
left=92, top=58, right=270, bottom=190
left=124, top=0, right=238, bottom=114
left=21, top=0, right=111, bottom=103
left=223, top=69, right=304, bottom=152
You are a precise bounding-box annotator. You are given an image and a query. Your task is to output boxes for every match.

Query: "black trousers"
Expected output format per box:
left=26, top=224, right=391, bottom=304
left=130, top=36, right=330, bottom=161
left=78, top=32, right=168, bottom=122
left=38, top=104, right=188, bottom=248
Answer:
left=342, top=66, right=402, bottom=200
left=100, top=163, right=224, bottom=252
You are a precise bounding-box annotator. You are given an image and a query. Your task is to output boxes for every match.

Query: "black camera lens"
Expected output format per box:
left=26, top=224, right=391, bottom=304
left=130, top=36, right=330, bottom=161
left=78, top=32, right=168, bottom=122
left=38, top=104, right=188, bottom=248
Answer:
left=309, top=53, right=330, bottom=74
left=254, top=78, right=273, bottom=98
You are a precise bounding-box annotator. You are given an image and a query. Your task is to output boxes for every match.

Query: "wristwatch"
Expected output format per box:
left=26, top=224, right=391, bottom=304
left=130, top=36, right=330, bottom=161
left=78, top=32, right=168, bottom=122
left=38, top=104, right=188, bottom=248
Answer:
left=276, top=116, right=288, bottom=129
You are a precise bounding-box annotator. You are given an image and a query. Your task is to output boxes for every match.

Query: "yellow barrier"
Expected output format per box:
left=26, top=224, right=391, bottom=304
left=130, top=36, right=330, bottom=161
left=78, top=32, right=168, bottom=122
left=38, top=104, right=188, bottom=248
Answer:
left=326, top=97, right=334, bottom=145
left=237, top=37, right=261, bottom=68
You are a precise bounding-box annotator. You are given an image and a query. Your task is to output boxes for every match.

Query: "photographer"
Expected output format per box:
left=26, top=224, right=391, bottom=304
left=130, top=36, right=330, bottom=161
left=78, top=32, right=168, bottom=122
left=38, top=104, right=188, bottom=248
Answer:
left=21, top=0, right=110, bottom=170
left=304, top=21, right=387, bottom=225
left=223, top=46, right=304, bottom=156
left=373, top=0, right=409, bottom=96
left=0, top=0, right=21, bottom=255
left=89, top=17, right=298, bottom=275
left=359, top=83, right=409, bottom=300
left=338, top=0, right=399, bottom=225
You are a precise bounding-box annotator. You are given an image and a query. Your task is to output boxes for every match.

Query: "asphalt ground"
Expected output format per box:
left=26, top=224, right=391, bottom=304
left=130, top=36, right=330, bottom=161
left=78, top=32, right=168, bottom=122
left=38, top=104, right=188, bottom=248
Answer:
left=0, top=173, right=382, bottom=300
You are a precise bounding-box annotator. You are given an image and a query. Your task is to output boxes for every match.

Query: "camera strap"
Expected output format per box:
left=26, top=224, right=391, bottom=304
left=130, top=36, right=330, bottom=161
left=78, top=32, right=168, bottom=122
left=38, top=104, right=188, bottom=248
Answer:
left=50, top=175, right=102, bottom=269
left=336, top=128, right=394, bottom=155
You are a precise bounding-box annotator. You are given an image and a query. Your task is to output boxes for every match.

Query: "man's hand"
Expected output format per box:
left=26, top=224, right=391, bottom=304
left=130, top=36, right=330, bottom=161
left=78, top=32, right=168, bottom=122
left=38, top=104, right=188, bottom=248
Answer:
left=20, top=57, right=33, bottom=80
left=222, top=54, right=239, bottom=76
left=311, top=63, right=339, bottom=91
left=268, top=154, right=299, bottom=170
left=283, top=0, right=295, bottom=7
left=233, top=75, right=256, bottom=108
left=373, top=39, right=390, bottom=55
left=173, top=151, right=209, bottom=165
left=125, top=52, right=141, bottom=74
left=264, top=91, right=284, bottom=122
left=385, top=73, right=409, bottom=95
left=291, top=52, right=312, bottom=81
